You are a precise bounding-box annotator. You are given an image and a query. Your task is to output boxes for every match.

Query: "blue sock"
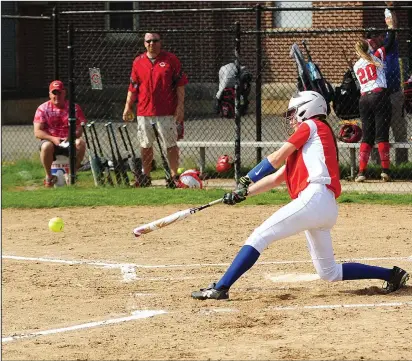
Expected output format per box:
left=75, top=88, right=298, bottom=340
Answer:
left=215, top=245, right=260, bottom=290
left=342, top=263, right=392, bottom=281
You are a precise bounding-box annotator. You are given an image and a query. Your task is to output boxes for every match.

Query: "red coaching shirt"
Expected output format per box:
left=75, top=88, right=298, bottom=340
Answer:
left=128, top=51, right=189, bottom=116
left=33, top=100, right=86, bottom=139
left=285, top=118, right=341, bottom=199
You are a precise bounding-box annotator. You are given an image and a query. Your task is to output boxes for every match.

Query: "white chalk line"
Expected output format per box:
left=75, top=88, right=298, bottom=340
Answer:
left=2, top=310, right=167, bottom=343
left=198, top=301, right=412, bottom=315
left=3, top=255, right=138, bottom=283
left=4, top=254, right=411, bottom=270
left=267, top=301, right=412, bottom=311
left=3, top=254, right=411, bottom=282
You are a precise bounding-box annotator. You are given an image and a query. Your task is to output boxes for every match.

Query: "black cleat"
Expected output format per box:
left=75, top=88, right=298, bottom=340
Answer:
left=383, top=266, right=409, bottom=294
left=191, top=282, right=229, bottom=300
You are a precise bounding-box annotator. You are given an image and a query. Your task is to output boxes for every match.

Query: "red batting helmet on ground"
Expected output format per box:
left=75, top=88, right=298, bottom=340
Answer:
left=216, top=155, right=232, bottom=173
left=338, top=124, right=362, bottom=143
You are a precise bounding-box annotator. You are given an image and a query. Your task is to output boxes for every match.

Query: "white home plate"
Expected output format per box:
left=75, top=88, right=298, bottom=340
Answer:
left=265, top=273, right=320, bottom=283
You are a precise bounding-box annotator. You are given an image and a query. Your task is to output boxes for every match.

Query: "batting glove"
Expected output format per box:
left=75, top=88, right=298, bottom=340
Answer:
left=223, top=188, right=248, bottom=205
left=238, top=175, right=252, bottom=189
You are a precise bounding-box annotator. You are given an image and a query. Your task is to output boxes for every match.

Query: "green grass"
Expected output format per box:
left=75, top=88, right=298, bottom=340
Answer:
left=2, top=159, right=412, bottom=209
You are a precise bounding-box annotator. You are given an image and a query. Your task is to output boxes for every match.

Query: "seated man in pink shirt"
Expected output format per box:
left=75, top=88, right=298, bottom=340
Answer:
left=33, top=80, right=87, bottom=187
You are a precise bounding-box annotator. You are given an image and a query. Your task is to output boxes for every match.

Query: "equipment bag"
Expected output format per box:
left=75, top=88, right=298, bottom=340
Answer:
left=216, top=63, right=252, bottom=118
left=333, top=69, right=361, bottom=120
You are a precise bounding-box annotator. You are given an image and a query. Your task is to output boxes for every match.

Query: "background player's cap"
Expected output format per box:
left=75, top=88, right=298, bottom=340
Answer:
left=366, top=30, right=385, bottom=39
left=49, top=80, right=65, bottom=92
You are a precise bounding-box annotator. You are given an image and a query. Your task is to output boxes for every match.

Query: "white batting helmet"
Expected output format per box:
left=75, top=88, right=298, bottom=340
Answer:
left=178, top=169, right=203, bottom=189
left=286, top=91, right=327, bottom=124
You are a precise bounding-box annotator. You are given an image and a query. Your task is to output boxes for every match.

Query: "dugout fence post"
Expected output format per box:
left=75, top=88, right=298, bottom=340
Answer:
left=52, top=6, right=59, bottom=79
left=255, top=4, right=263, bottom=164
left=67, top=23, right=77, bottom=185
left=234, top=21, right=242, bottom=184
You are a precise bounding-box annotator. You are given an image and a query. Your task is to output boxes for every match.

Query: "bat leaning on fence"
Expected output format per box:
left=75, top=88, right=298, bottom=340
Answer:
left=290, top=43, right=315, bottom=92
left=108, top=122, right=130, bottom=186
left=302, top=40, right=321, bottom=81
left=90, top=121, right=114, bottom=186
left=87, top=123, right=105, bottom=186
left=133, top=198, right=223, bottom=237
left=119, top=125, right=143, bottom=186
left=82, top=122, right=103, bottom=186
left=105, top=123, right=122, bottom=185
left=151, top=122, right=175, bottom=188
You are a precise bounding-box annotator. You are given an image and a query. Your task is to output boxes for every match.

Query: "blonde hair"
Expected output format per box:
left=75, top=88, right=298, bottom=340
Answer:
left=355, top=39, right=382, bottom=67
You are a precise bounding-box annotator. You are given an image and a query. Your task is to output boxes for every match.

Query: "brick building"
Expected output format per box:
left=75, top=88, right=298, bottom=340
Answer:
left=2, top=1, right=411, bottom=122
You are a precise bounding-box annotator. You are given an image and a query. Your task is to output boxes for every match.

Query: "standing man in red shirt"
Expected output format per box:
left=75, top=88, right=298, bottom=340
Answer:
left=192, top=91, right=409, bottom=300
left=123, top=32, right=188, bottom=187
left=33, top=80, right=87, bottom=187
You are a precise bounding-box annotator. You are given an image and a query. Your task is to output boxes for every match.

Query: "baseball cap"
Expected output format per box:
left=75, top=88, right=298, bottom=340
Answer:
left=49, top=80, right=65, bottom=92
left=366, top=30, right=385, bottom=39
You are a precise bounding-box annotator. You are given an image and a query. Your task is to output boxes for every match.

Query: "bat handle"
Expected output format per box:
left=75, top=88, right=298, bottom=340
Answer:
left=81, top=122, right=91, bottom=148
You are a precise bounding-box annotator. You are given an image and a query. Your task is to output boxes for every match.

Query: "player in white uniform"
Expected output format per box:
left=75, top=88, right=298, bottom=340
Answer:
left=353, top=33, right=394, bottom=182
left=192, top=91, right=409, bottom=300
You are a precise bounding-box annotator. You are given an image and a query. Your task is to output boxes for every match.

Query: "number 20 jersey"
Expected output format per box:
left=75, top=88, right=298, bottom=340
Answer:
left=353, top=48, right=387, bottom=93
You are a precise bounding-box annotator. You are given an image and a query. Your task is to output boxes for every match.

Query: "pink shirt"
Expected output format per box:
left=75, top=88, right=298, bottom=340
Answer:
left=128, top=51, right=188, bottom=116
left=33, top=100, right=86, bottom=138
left=285, top=118, right=341, bottom=199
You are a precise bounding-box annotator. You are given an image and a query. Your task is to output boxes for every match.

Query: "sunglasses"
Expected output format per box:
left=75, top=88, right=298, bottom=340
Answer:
left=51, top=90, right=63, bottom=95
left=145, top=39, right=160, bottom=44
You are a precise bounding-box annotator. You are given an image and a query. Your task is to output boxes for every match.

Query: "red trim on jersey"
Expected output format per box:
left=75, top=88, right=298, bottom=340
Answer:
left=285, top=119, right=341, bottom=199
left=374, top=46, right=386, bottom=61
left=128, top=51, right=188, bottom=116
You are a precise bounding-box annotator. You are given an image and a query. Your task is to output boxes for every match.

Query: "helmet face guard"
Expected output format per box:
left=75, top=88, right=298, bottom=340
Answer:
left=284, top=107, right=298, bottom=135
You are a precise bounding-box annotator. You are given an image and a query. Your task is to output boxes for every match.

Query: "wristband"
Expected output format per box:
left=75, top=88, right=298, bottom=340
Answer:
left=247, top=157, right=276, bottom=183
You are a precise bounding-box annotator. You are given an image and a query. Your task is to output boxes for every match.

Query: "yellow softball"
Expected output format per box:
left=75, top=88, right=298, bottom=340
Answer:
left=48, top=217, right=64, bottom=232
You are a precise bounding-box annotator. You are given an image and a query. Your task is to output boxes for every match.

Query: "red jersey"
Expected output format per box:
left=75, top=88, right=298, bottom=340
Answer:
left=33, top=100, right=86, bottom=139
left=285, top=118, right=341, bottom=199
left=128, top=51, right=189, bottom=116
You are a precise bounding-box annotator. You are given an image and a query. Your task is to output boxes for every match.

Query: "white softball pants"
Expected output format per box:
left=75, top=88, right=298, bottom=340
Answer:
left=245, top=183, right=343, bottom=282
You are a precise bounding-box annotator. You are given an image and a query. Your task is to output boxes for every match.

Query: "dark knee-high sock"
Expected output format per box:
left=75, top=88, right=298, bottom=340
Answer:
left=342, top=263, right=392, bottom=281
left=215, top=245, right=260, bottom=290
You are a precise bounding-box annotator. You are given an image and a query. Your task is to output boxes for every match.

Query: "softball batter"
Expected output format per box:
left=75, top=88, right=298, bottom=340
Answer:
left=192, top=91, right=409, bottom=300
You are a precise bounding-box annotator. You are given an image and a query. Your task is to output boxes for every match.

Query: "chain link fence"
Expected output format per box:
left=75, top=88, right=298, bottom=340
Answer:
left=2, top=4, right=412, bottom=192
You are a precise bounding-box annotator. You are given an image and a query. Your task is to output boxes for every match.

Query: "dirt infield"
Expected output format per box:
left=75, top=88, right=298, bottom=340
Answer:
left=2, top=204, right=412, bottom=360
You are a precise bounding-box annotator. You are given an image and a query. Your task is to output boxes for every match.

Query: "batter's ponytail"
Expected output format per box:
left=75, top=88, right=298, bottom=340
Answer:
left=316, top=115, right=339, bottom=162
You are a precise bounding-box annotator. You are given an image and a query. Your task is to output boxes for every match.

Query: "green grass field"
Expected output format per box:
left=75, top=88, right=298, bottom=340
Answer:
left=2, top=159, right=412, bottom=209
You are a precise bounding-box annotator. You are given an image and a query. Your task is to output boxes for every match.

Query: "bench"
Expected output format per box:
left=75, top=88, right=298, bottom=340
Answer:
left=177, top=141, right=411, bottom=178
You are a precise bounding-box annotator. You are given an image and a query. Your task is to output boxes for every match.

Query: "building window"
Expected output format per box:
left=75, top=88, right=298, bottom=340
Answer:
left=106, top=2, right=138, bottom=30
left=273, top=1, right=312, bottom=28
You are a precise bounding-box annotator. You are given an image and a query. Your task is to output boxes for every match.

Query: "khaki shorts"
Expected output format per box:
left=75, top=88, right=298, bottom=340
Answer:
left=136, top=116, right=177, bottom=148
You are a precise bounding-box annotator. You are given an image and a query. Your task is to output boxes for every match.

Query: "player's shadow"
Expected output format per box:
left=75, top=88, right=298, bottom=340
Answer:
left=339, top=285, right=411, bottom=296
